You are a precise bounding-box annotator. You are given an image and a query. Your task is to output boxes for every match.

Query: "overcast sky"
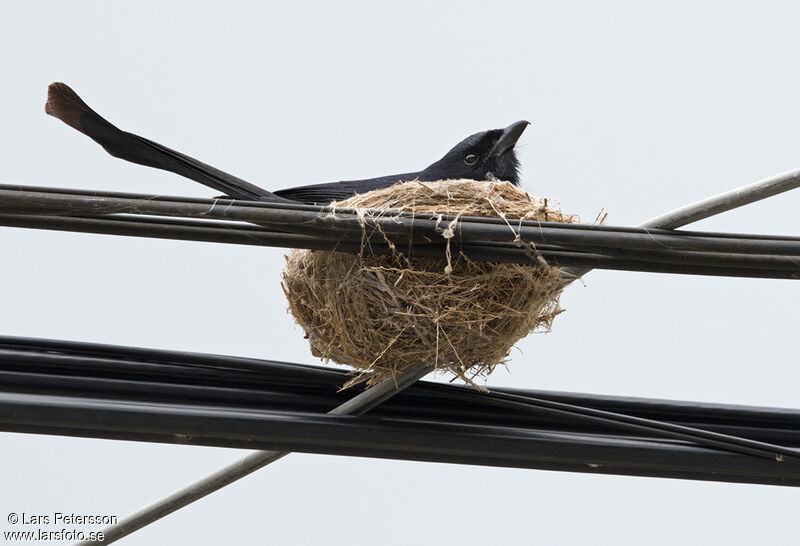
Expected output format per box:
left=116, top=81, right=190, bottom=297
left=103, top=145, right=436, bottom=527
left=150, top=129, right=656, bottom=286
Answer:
left=2, top=1, right=799, bottom=544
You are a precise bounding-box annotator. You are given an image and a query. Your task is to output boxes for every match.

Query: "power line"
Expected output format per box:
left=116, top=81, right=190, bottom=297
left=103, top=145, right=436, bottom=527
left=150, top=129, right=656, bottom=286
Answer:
left=1, top=170, right=798, bottom=542
left=4, top=336, right=799, bottom=469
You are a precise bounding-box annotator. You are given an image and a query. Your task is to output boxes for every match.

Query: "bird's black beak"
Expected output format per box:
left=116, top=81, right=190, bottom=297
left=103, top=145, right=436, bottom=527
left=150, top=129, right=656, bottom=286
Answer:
left=489, top=120, right=529, bottom=157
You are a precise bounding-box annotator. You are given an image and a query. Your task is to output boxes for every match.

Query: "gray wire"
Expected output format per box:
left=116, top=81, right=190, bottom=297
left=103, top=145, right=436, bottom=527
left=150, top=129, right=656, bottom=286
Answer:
left=558, top=168, right=800, bottom=283
left=74, top=362, right=432, bottom=545
left=640, top=168, right=800, bottom=230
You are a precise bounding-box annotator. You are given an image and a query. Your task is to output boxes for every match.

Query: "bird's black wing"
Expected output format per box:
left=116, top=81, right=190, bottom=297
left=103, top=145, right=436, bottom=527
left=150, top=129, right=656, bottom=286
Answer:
left=274, top=173, right=421, bottom=205
left=45, top=83, right=292, bottom=203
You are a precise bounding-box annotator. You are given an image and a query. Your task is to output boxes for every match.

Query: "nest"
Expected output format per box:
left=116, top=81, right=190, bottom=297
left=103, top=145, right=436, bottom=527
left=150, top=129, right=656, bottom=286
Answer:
left=282, top=179, right=580, bottom=387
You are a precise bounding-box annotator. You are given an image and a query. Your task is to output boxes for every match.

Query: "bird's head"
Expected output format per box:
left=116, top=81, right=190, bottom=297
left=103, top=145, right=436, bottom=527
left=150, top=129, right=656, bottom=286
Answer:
left=420, top=120, right=529, bottom=185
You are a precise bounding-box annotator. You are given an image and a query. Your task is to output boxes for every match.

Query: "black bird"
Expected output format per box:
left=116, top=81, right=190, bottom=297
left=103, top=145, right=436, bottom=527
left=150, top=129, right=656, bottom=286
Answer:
left=45, top=82, right=528, bottom=205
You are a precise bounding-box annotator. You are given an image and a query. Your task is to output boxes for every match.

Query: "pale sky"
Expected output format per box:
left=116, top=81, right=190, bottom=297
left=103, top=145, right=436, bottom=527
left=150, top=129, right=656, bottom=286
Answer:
left=1, top=2, right=799, bottom=544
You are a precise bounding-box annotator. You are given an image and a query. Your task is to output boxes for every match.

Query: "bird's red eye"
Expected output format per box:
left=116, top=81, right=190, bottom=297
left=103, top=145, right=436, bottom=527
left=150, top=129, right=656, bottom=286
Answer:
left=464, top=153, right=479, bottom=165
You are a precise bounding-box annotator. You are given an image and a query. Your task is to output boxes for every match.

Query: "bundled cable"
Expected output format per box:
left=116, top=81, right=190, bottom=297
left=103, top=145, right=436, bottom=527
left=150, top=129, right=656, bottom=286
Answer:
left=2, top=336, right=799, bottom=486
left=1, top=184, right=800, bottom=279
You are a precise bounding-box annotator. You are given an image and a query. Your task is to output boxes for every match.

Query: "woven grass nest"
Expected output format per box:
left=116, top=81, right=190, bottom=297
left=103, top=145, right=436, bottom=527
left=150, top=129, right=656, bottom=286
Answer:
left=282, top=179, right=580, bottom=387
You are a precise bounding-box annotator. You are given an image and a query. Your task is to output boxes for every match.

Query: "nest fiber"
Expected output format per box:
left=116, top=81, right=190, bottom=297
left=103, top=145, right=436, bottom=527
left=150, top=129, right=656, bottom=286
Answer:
left=282, top=179, right=579, bottom=386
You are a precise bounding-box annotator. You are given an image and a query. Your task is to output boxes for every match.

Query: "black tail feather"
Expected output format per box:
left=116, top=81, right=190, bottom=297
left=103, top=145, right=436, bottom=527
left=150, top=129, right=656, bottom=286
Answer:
left=45, top=83, right=290, bottom=203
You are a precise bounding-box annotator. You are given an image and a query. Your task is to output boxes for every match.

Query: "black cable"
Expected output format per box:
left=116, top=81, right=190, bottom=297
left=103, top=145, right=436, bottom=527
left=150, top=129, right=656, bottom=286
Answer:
left=3, top=337, right=799, bottom=465
left=2, top=182, right=799, bottom=244
left=2, top=214, right=800, bottom=279
left=3, top=186, right=800, bottom=257
left=2, top=390, right=798, bottom=486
